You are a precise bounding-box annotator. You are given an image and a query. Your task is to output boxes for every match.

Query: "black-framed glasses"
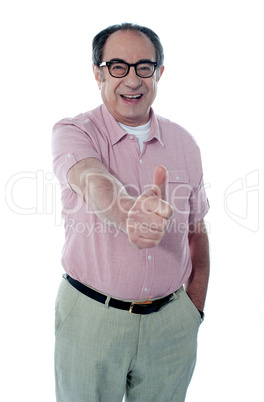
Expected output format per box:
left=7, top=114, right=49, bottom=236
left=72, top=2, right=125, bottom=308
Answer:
left=99, top=60, right=158, bottom=78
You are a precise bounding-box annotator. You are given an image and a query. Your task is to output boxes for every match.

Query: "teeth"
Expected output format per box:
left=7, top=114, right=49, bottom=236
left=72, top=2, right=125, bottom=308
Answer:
left=122, top=94, right=141, bottom=99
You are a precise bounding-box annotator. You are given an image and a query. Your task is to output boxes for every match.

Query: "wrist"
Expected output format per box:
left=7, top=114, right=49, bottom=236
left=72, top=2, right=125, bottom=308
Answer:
left=118, top=197, right=135, bottom=233
left=198, top=310, right=205, bottom=322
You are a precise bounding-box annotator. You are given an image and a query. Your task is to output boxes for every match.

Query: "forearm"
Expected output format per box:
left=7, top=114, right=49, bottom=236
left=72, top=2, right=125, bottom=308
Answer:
left=185, top=220, right=210, bottom=312
left=68, top=159, right=172, bottom=249
left=68, top=158, right=135, bottom=232
left=83, top=169, right=135, bottom=232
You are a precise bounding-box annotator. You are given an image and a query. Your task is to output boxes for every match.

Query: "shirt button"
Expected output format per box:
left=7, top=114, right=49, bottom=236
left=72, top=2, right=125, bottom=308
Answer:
left=144, top=287, right=148, bottom=292
left=139, top=159, right=143, bottom=164
left=130, top=135, right=134, bottom=140
left=147, top=255, right=151, bottom=261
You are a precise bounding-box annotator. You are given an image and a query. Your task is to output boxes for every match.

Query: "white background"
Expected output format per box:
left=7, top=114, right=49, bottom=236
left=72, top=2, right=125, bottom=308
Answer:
left=2, top=0, right=263, bottom=401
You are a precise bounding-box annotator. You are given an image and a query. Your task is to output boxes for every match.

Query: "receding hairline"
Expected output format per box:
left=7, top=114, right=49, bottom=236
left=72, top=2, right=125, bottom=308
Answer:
left=92, top=23, right=164, bottom=67
left=101, top=29, right=157, bottom=60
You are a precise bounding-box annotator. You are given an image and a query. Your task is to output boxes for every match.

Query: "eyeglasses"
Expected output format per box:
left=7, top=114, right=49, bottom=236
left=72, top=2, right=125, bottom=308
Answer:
left=99, top=60, right=158, bottom=78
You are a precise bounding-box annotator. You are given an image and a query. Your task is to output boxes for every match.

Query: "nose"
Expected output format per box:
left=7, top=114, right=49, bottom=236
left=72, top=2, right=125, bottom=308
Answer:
left=123, top=67, right=142, bottom=89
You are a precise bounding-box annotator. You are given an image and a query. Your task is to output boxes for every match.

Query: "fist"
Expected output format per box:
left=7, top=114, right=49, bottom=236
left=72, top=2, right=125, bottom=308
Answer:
left=127, top=166, right=173, bottom=249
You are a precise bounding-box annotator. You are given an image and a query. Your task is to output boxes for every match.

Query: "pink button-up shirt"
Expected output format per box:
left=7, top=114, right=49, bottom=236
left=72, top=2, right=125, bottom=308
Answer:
left=52, top=104, right=209, bottom=300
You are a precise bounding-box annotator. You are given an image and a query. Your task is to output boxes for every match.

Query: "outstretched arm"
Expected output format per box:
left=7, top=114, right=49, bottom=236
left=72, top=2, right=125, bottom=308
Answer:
left=68, top=157, right=173, bottom=249
left=68, top=157, right=134, bottom=232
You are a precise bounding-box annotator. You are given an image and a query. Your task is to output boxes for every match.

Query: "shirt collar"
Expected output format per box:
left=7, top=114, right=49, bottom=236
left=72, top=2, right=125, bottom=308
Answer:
left=147, top=109, right=165, bottom=147
left=101, top=104, right=165, bottom=148
left=101, top=104, right=127, bottom=146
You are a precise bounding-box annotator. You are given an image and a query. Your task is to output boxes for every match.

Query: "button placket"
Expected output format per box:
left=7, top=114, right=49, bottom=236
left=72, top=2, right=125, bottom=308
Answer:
left=138, top=250, right=153, bottom=299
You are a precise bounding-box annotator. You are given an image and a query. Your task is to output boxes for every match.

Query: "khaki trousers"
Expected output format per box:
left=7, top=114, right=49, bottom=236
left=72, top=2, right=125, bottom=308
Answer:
left=55, top=276, right=201, bottom=402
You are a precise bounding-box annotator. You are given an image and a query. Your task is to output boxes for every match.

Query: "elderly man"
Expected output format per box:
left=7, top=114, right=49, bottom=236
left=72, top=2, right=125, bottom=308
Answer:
left=52, top=23, right=210, bottom=402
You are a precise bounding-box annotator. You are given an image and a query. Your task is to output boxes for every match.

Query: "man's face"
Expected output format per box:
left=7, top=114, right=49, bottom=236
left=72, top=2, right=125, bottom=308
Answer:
left=93, top=30, right=164, bottom=127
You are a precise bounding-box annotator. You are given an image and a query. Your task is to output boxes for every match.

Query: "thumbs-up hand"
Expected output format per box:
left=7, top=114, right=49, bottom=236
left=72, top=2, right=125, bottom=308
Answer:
left=126, top=166, right=173, bottom=249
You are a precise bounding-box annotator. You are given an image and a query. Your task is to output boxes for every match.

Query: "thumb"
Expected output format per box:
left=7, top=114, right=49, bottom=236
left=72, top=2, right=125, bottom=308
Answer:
left=153, top=165, right=168, bottom=200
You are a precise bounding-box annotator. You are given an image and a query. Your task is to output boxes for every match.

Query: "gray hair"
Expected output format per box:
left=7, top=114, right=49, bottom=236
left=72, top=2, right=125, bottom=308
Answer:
left=92, top=23, right=164, bottom=67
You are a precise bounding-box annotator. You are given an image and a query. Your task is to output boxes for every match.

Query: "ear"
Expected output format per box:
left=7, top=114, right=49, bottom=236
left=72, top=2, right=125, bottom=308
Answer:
left=156, top=65, right=165, bottom=82
left=93, top=64, right=102, bottom=89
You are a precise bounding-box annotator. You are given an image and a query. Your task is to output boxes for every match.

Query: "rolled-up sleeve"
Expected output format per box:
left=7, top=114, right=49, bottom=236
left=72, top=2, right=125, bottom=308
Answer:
left=188, top=176, right=209, bottom=223
left=52, top=121, right=101, bottom=187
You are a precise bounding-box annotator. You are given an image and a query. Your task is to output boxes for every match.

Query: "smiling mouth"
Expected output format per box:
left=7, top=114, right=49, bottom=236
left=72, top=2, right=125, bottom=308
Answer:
left=121, top=94, right=143, bottom=101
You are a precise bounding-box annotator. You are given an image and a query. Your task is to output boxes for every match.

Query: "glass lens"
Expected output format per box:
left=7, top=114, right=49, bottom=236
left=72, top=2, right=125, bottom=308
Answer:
left=136, top=63, right=155, bottom=77
left=109, top=63, right=128, bottom=77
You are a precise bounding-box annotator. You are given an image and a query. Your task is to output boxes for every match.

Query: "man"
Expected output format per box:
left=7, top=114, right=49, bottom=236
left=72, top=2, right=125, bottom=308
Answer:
left=52, top=23, right=210, bottom=402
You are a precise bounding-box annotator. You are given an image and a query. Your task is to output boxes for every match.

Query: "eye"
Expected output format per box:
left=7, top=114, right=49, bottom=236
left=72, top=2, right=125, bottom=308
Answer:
left=138, top=65, right=152, bottom=72
left=110, top=63, right=127, bottom=75
left=137, top=63, right=154, bottom=77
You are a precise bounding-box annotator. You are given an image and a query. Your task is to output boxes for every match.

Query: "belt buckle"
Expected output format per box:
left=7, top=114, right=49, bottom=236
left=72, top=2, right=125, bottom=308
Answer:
left=129, top=302, right=137, bottom=315
left=129, top=300, right=152, bottom=315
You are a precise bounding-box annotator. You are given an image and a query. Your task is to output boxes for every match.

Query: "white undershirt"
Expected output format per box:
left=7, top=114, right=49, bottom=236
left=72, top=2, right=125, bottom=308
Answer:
left=119, top=120, right=151, bottom=152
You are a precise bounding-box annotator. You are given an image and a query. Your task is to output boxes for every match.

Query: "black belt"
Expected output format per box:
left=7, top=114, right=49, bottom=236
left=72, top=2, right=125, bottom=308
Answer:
left=66, top=275, right=174, bottom=315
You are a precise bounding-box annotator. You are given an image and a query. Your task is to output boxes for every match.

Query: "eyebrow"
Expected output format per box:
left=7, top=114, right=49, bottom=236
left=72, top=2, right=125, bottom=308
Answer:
left=108, top=58, right=155, bottom=64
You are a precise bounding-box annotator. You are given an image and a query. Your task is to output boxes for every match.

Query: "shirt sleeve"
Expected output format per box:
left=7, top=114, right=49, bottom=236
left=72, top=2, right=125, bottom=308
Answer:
left=180, top=130, right=210, bottom=224
left=51, top=121, right=101, bottom=187
left=188, top=176, right=210, bottom=223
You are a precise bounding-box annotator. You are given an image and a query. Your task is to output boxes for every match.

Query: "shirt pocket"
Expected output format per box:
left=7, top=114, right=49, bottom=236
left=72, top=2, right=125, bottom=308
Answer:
left=167, top=170, right=191, bottom=215
left=167, top=169, right=189, bottom=184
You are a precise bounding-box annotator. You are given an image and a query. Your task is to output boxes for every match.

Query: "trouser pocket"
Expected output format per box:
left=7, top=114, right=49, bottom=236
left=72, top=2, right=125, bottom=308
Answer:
left=55, top=277, right=80, bottom=336
left=182, top=290, right=202, bottom=325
